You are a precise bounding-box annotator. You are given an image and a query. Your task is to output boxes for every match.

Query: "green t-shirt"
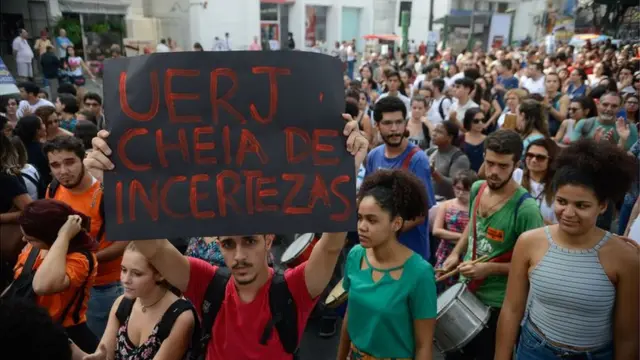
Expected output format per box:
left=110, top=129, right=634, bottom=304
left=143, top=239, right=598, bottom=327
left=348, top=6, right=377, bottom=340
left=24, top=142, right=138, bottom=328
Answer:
left=462, top=180, right=544, bottom=308
left=569, top=117, right=638, bottom=150
left=343, top=245, right=437, bottom=358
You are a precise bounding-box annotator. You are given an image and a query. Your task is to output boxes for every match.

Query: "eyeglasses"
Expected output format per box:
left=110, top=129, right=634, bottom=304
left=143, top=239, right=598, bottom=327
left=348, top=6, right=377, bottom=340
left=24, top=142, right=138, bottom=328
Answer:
left=627, top=101, right=639, bottom=106
left=453, top=186, right=469, bottom=193
left=568, top=107, right=581, bottom=112
left=526, top=153, right=548, bottom=161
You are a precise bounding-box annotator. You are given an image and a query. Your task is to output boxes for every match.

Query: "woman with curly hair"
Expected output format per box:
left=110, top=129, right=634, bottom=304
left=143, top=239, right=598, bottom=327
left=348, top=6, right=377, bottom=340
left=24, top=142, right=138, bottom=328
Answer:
left=496, top=139, right=639, bottom=360
left=337, top=169, right=436, bottom=360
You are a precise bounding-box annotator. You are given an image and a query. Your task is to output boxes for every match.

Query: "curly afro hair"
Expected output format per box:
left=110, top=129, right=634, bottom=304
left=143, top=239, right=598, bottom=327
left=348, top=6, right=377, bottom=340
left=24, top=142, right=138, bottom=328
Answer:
left=357, top=169, right=428, bottom=221
left=0, top=299, right=72, bottom=360
left=553, top=139, right=638, bottom=203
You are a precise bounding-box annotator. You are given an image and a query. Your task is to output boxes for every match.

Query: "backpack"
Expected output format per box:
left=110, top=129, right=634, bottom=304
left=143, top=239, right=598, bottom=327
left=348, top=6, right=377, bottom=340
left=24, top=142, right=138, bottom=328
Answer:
left=191, top=267, right=299, bottom=360
left=1, top=248, right=95, bottom=326
left=438, top=96, right=452, bottom=120
left=116, top=297, right=201, bottom=355
left=580, top=117, right=598, bottom=138
left=48, top=179, right=106, bottom=242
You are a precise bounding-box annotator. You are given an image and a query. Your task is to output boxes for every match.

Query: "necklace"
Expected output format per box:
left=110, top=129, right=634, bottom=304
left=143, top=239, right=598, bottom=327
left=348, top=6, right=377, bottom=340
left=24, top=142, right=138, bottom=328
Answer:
left=140, top=290, right=167, bottom=313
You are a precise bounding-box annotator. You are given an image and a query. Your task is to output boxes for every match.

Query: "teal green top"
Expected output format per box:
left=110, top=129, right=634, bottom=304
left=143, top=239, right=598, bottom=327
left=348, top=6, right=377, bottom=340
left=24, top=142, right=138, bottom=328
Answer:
left=343, top=245, right=437, bottom=358
left=569, top=116, right=638, bottom=150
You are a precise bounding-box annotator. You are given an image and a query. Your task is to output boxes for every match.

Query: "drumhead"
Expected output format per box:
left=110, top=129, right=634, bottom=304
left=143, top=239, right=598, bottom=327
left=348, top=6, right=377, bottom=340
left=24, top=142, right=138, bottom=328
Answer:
left=325, top=279, right=346, bottom=306
left=281, top=233, right=315, bottom=263
left=437, top=283, right=464, bottom=313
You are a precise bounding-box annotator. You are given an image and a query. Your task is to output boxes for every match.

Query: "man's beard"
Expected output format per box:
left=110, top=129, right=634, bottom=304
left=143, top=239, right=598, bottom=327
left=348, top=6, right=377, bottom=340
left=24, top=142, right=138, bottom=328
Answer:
left=599, top=113, right=616, bottom=123
left=486, top=170, right=513, bottom=191
left=382, top=130, right=407, bottom=148
left=61, top=166, right=85, bottom=189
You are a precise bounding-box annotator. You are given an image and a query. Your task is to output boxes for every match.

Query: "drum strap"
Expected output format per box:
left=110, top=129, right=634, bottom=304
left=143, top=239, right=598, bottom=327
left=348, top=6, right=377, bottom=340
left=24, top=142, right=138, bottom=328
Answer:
left=471, top=182, right=488, bottom=261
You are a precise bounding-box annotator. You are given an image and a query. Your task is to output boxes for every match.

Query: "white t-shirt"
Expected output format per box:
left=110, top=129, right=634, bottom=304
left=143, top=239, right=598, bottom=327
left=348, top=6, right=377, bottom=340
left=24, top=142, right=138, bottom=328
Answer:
left=428, top=96, right=452, bottom=125
left=513, top=172, right=556, bottom=224
left=377, top=92, right=411, bottom=117
left=520, top=76, right=546, bottom=95
left=156, top=43, right=170, bottom=52
left=21, top=164, right=40, bottom=200
left=447, top=99, right=479, bottom=122
left=17, top=98, right=54, bottom=118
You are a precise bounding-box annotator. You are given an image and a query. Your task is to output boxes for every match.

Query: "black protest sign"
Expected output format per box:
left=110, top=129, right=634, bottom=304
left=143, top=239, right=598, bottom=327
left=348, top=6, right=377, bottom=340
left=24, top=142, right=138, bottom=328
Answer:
left=102, top=51, right=356, bottom=241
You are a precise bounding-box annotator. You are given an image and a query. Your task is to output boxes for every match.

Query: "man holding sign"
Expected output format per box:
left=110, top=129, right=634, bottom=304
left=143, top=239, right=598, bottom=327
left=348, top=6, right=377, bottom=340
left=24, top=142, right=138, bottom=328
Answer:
left=83, top=51, right=368, bottom=359
left=85, top=119, right=367, bottom=359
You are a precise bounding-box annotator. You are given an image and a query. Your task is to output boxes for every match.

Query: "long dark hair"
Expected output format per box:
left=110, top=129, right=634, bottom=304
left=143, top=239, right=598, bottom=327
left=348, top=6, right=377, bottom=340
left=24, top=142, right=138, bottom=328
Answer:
left=13, top=115, right=42, bottom=144
left=518, top=99, right=550, bottom=138
left=522, top=138, right=558, bottom=205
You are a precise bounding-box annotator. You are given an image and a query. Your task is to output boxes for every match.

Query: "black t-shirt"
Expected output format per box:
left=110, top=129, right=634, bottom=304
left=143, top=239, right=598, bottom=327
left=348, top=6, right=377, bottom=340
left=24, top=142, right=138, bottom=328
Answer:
left=0, top=172, right=27, bottom=213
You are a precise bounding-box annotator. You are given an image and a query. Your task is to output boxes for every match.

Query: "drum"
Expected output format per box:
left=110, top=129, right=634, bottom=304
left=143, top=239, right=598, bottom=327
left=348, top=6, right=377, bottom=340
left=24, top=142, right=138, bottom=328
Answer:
left=325, top=279, right=348, bottom=309
left=280, top=233, right=319, bottom=268
left=434, top=283, right=491, bottom=353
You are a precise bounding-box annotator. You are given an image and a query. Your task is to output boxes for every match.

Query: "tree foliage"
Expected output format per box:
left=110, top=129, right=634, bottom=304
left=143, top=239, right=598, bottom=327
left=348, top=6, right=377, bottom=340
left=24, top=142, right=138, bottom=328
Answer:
left=577, top=0, right=636, bottom=36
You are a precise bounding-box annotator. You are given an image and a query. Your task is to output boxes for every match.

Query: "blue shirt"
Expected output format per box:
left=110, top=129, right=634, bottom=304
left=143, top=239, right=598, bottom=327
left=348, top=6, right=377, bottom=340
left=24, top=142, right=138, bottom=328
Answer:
left=364, top=143, right=436, bottom=260
left=498, top=75, right=519, bottom=90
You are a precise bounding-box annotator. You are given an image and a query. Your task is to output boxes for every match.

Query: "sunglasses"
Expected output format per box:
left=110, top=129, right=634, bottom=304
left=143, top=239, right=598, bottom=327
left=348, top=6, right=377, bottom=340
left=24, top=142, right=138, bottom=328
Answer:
left=472, top=118, right=485, bottom=124
left=568, top=107, right=581, bottom=112
left=526, top=153, right=548, bottom=161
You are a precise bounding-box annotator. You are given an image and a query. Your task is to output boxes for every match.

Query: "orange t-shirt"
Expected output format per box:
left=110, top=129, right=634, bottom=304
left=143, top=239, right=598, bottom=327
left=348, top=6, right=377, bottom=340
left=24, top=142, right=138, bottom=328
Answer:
left=48, top=180, right=122, bottom=285
left=14, top=244, right=97, bottom=327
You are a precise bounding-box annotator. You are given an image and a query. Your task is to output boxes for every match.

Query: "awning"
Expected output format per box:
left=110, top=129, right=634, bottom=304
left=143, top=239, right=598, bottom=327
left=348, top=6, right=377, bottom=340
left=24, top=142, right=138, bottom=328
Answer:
left=363, top=34, right=401, bottom=41
left=58, top=0, right=131, bottom=15
left=433, top=14, right=492, bottom=27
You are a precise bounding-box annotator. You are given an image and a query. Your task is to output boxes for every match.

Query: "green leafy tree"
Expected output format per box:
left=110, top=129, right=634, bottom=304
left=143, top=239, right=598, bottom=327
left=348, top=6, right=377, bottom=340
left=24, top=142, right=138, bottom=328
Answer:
left=577, top=0, right=636, bottom=36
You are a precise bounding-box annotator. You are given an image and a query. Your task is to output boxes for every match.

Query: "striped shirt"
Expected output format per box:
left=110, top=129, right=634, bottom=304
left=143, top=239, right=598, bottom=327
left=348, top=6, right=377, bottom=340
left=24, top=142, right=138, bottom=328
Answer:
left=528, top=227, right=615, bottom=348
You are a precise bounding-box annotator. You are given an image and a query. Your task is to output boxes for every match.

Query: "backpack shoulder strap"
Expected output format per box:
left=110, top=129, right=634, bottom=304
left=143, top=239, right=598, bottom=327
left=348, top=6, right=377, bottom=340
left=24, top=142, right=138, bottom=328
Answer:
left=513, top=191, right=534, bottom=231
left=21, top=247, right=40, bottom=278
left=260, top=271, right=298, bottom=355
left=115, top=296, right=136, bottom=325
left=58, top=250, right=95, bottom=325
left=450, top=149, right=464, bottom=166
left=156, top=298, right=198, bottom=342
left=47, top=179, right=60, bottom=199
left=21, top=172, right=39, bottom=190
left=438, top=96, right=451, bottom=119
left=193, top=267, right=231, bottom=359
left=94, top=186, right=106, bottom=242
left=401, top=147, right=420, bottom=170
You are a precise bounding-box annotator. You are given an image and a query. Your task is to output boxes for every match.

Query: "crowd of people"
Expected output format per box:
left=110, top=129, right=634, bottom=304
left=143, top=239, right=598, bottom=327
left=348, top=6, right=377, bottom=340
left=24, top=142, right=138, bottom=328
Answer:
left=1, top=38, right=639, bottom=360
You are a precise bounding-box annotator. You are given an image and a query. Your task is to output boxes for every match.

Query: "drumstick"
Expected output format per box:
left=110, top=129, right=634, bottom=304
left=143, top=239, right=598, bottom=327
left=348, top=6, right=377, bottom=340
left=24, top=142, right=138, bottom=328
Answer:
left=436, top=255, right=489, bottom=283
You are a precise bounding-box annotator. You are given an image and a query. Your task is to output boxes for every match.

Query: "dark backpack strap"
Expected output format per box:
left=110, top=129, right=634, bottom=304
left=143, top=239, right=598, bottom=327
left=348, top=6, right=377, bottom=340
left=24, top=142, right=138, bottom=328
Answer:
left=115, top=297, right=135, bottom=325
left=260, top=271, right=299, bottom=355
left=192, top=267, right=231, bottom=360
left=21, top=172, right=39, bottom=190
left=156, top=299, right=197, bottom=342
left=58, top=250, right=94, bottom=325
left=47, top=179, right=60, bottom=199
left=21, top=247, right=40, bottom=278
left=513, top=192, right=533, bottom=230
left=439, top=96, right=451, bottom=120
left=95, top=187, right=106, bottom=242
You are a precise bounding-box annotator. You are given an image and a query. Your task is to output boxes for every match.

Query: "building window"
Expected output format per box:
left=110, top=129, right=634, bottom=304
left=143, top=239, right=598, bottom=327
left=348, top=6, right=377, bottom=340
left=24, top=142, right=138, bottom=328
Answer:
left=260, top=3, right=279, bottom=22
left=497, top=2, right=509, bottom=13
